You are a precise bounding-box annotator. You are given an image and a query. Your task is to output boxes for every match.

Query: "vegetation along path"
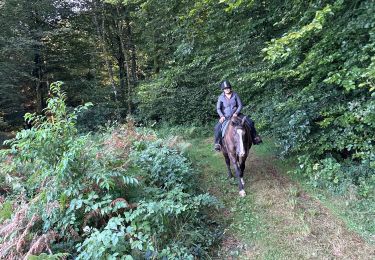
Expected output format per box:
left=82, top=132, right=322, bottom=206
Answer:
left=187, top=138, right=374, bottom=259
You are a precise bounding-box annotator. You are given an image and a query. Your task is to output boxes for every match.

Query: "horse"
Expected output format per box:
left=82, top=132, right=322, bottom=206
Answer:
left=221, top=116, right=252, bottom=197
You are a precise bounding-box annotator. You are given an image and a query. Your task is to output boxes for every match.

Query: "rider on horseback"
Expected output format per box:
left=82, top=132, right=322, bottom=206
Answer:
left=214, top=80, right=262, bottom=151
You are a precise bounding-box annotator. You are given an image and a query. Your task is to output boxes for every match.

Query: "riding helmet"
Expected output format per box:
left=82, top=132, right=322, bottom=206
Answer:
left=220, top=80, right=232, bottom=90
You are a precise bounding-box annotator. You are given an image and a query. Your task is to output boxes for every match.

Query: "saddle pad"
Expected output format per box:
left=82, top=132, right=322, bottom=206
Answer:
left=221, top=120, right=230, bottom=138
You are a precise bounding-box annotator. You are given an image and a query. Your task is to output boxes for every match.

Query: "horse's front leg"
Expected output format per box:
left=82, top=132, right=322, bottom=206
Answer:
left=239, top=155, right=247, bottom=186
left=232, top=158, right=245, bottom=197
left=223, top=153, right=232, bottom=179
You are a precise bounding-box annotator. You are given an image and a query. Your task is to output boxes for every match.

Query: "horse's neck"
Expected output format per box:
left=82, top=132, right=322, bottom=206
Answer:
left=224, top=124, right=234, bottom=140
left=224, top=124, right=239, bottom=150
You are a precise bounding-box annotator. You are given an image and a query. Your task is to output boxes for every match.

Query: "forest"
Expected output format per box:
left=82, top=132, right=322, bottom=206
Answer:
left=0, top=0, right=374, bottom=259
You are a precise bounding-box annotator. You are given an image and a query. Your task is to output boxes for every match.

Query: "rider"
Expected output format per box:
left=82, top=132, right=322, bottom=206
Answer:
left=214, top=80, right=262, bottom=151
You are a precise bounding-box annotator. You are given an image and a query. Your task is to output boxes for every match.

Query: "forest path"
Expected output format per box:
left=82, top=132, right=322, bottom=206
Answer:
left=187, top=138, right=374, bottom=259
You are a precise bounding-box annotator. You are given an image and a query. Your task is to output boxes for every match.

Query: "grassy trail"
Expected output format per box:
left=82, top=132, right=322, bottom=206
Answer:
left=186, top=138, right=374, bottom=259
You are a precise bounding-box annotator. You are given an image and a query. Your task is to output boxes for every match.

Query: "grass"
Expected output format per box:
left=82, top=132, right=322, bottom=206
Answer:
left=183, top=135, right=374, bottom=259
left=185, top=137, right=292, bottom=259
left=184, top=137, right=278, bottom=258
left=254, top=138, right=374, bottom=244
left=302, top=187, right=375, bottom=243
left=152, top=122, right=374, bottom=257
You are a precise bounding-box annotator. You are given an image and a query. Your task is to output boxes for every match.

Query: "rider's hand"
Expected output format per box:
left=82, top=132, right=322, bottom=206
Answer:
left=233, top=113, right=238, bottom=117
left=219, top=116, right=225, bottom=123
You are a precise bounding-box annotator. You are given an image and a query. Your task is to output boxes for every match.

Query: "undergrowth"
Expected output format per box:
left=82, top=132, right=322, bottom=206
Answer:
left=0, top=83, right=220, bottom=259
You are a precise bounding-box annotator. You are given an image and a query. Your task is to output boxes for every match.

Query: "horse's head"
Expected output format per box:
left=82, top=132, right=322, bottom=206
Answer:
left=229, top=116, right=248, bottom=157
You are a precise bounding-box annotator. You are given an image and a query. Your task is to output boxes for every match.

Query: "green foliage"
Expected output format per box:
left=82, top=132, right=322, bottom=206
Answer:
left=0, top=200, right=13, bottom=222
left=0, top=82, right=220, bottom=258
left=136, top=76, right=216, bottom=124
left=74, top=137, right=220, bottom=259
left=219, top=0, right=375, bottom=201
left=262, top=4, right=335, bottom=63
left=2, top=0, right=374, bottom=254
left=2, top=82, right=93, bottom=198
left=156, top=124, right=211, bottom=139
left=131, top=0, right=375, bottom=197
left=131, top=140, right=194, bottom=189
left=75, top=217, right=132, bottom=260
left=296, top=156, right=375, bottom=198
left=130, top=0, right=375, bottom=220
left=76, top=103, right=125, bottom=132
left=0, top=0, right=43, bottom=116
left=27, top=253, right=70, bottom=260
left=0, top=0, right=130, bottom=129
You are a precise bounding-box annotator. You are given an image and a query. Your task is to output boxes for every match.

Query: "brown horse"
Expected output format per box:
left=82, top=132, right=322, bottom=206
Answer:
left=221, top=116, right=252, bottom=197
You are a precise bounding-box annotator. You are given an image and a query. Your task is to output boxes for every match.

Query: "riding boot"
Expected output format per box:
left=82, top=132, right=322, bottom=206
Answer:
left=250, top=125, right=262, bottom=145
left=242, top=115, right=262, bottom=145
left=214, top=122, right=222, bottom=151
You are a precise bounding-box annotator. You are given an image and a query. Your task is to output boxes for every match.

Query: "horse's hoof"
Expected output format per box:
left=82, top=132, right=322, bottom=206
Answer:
left=239, top=190, right=246, bottom=197
left=241, top=178, right=245, bottom=185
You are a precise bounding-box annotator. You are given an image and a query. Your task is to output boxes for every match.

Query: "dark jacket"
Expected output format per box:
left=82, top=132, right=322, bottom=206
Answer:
left=216, top=91, right=243, bottom=118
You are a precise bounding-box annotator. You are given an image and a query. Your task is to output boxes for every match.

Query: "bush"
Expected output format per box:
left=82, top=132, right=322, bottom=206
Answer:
left=76, top=102, right=127, bottom=132
left=155, top=123, right=212, bottom=140
left=242, top=0, right=375, bottom=201
left=295, top=154, right=375, bottom=204
left=0, top=200, right=12, bottom=223
left=0, top=82, right=220, bottom=259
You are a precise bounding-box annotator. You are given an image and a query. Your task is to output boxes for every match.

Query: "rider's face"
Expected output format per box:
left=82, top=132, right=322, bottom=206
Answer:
left=223, top=88, right=232, bottom=94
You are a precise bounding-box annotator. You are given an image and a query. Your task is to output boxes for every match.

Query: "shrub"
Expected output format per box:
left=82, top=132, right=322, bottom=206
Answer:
left=0, top=82, right=220, bottom=259
left=0, top=200, right=12, bottom=223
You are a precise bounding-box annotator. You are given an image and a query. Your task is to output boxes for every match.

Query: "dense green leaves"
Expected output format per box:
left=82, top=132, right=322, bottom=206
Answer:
left=0, top=84, right=219, bottom=258
left=1, top=0, right=375, bottom=256
left=127, top=0, right=375, bottom=202
left=249, top=0, right=375, bottom=200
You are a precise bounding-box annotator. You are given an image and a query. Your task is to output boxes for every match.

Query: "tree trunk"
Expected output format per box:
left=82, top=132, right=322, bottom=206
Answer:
left=117, top=51, right=127, bottom=104
left=92, top=1, right=118, bottom=103
left=35, top=83, right=42, bottom=113
left=126, top=17, right=137, bottom=87
left=152, top=31, right=160, bottom=74
left=115, top=7, right=133, bottom=114
left=33, top=52, right=43, bottom=113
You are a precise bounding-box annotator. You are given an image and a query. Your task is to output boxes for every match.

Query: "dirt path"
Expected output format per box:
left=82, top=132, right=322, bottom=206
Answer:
left=189, top=139, right=374, bottom=259
left=237, top=152, right=374, bottom=259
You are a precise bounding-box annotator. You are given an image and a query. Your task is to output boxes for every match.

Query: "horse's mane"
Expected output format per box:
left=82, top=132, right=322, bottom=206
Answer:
left=226, top=116, right=252, bottom=145
left=230, top=116, right=244, bottom=127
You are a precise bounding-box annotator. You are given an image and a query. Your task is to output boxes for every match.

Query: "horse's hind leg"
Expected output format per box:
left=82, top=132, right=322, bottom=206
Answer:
left=224, top=153, right=232, bottom=178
